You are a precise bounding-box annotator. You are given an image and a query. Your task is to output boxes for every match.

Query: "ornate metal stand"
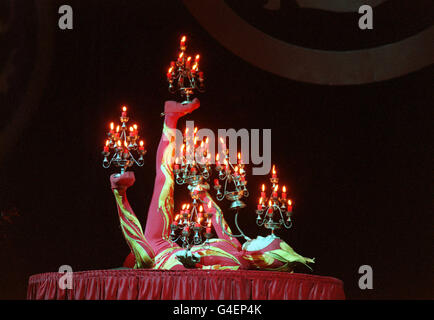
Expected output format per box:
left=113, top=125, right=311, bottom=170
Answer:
left=102, top=106, right=146, bottom=174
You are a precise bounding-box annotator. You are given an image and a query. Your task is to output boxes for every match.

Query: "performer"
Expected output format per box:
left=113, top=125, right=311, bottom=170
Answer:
left=110, top=99, right=314, bottom=271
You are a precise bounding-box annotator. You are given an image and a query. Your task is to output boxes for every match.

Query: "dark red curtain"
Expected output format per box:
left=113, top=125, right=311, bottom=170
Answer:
left=27, top=270, right=345, bottom=300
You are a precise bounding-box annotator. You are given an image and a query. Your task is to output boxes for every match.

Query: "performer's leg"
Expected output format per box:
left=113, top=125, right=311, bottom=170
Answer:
left=144, top=99, right=200, bottom=257
left=110, top=172, right=154, bottom=268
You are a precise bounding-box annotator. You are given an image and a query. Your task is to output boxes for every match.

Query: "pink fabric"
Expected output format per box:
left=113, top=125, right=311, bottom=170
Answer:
left=27, top=269, right=345, bottom=300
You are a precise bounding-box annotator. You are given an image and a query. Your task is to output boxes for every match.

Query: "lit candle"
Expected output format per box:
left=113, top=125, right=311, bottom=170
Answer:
left=122, top=106, right=127, bottom=118
left=282, top=186, right=287, bottom=200
left=173, top=214, right=179, bottom=226
left=233, top=166, right=239, bottom=177
left=272, top=165, right=277, bottom=178
left=129, top=126, right=134, bottom=137
left=186, top=56, right=191, bottom=68
left=257, top=198, right=263, bottom=211
left=139, top=140, right=145, bottom=151
left=109, top=122, right=114, bottom=134
left=214, top=179, right=220, bottom=186
left=287, top=200, right=293, bottom=213
left=133, top=124, right=138, bottom=136
left=180, top=35, right=186, bottom=48
left=261, top=184, right=266, bottom=198
left=167, top=66, right=173, bottom=80
left=237, top=152, right=242, bottom=164
left=103, top=140, right=109, bottom=153
left=272, top=185, right=278, bottom=198
left=178, top=52, right=184, bottom=63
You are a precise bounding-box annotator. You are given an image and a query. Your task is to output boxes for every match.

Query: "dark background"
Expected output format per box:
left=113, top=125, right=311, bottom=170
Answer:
left=0, top=0, right=432, bottom=299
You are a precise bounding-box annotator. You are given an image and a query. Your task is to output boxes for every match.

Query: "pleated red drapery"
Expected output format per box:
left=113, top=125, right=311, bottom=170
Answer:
left=27, top=269, right=345, bottom=300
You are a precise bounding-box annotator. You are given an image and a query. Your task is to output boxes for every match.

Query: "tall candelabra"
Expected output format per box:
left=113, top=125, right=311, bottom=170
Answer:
left=256, top=165, right=294, bottom=234
left=166, top=35, right=205, bottom=104
left=102, top=106, right=146, bottom=174
left=213, top=141, right=250, bottom=240
left=171, top=127, right=214, bottom=249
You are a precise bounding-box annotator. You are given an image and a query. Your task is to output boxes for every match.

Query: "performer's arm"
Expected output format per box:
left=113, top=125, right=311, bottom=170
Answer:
left=111, top=172, right=154, bottom=268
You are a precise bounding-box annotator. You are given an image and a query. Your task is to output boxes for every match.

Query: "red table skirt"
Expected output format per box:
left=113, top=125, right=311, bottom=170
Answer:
left=27, top=269, right=345, bottom=300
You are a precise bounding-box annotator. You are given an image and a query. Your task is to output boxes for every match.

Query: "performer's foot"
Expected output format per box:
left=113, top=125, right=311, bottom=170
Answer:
left=164, top=98, right=200, bottom=117
left=110, top=171, right=135, bottom=191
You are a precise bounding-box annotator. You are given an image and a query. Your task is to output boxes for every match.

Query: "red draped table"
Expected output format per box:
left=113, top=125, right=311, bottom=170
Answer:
left=27, top=269, right=345, bottom=300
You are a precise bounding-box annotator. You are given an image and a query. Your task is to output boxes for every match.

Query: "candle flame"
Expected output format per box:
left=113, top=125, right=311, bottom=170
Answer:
left=288, top=200, right=292, bottom=206
left=175, top=214, right=179, bottom=221
left=200, top=141, right=204, bottom=148
left=117, top=140, right=121, bottom=147
left=179, top=52, right=184, bottom=59
left=274, top=185, right=278, bottom=192
left=129, top=126, right=133, bottom=132
left=262, top=184, right=265, bottom=192
left=205, top=137, right=209, bottom=144
left=168, top=67, right=173, bottom=73
left=208, top=201, right=212, bottom=209
left=181, top=35, right=186, bottom=43
left=259, top=197, right=263, bottom=204
left=133, top=124, right=137, bottom=130
left=268, top=200, right=272, bottom=207
left=199, top=205, right=203, bottom=213
left=238, top=152, right=241, bottom=160
left=195, top=54, right=200, bottom=61
left=194, top=127, right=198, bottom=133
left=122, top=106, right=127, bottom=112
left=216, top=154, right=219, bottom=161
left=272, top=165, right=276, bottom=174
left=207, top=220, right=212, bottom=227
left=105, top=140, right=109, bottom=146
left=124, top=140, right=128, bottom=147
left=110, top=122, right=114, bottom=130
left=186, top=204, right=190, bottom=209
left=182, top=204, right=186, bottom=210
left=116, top=125, right=120, bottom=133
left=139, top=140, right=144, bottom=147
left=234, top=166, right=239, bottom=173
left=187, top=56, right=191, bottom=62
left=192, top=63, right=198, bottom=71
left=283, top=186, right=286, bottom=193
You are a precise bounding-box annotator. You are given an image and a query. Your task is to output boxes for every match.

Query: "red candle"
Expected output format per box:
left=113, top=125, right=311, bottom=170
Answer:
left=267, top=207, right=273, bottom=215
left=109, top=122, right=114, bottom=134
left=282, top=186, right=287, bottom=200
left=261, top=184, right=266, bottom=198
left=186, top=56, right=191, bottom=68
left=122, top=106, right=127, bottom=118
left=198, top=71, right=204, bottom=79
left=206, top=227, right=211, bottom=234
left=139, top=140, right=145, bottom=151
left=287, top=200, right=293, bottom=212
left=271, top=165, right=277, bottom=178
left=180, top=35, right=186, bottom=47
left=257, top=204, right=262, bottom=210
left=214, top=179, right=219, bottom=186
left=103, top=145, right=109, bottom=153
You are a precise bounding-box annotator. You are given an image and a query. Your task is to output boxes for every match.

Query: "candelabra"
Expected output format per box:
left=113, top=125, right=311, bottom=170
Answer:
left=170, top=199, right=214, bottom=249
left=102, top=106, right=146, bottom=174
left=256, top=165, right=294, bottom=234
left=166, top=35, right=204, bottom=104
left=174, top=126, right=211, bottom=190
left=213, top=142, right=250, bottom=240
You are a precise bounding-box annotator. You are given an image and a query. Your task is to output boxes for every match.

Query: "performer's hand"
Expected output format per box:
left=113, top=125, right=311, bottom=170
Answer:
left=164, top=98, right=200, bottom=116
left=110, top=171, right=135, bottom=190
